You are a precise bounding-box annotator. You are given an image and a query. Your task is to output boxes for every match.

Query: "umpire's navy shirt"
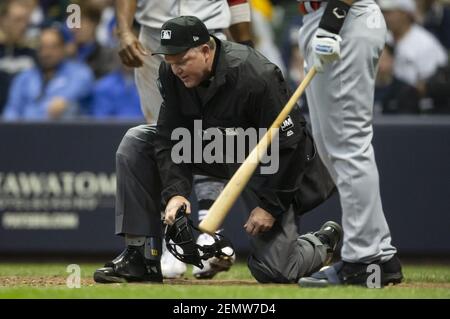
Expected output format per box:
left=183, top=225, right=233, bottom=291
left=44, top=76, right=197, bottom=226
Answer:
left=155, top=37, right=310, bottom=217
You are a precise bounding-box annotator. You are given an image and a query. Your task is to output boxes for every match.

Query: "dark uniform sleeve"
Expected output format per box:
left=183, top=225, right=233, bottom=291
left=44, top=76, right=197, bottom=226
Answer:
left=246, top=64, right=308, bottom=218
left=154, top=63, right=193, bottom=206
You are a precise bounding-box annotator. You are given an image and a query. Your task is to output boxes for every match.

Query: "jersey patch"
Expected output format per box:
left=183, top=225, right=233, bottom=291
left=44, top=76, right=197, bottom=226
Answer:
left=281, top=116, right=294, bottom=132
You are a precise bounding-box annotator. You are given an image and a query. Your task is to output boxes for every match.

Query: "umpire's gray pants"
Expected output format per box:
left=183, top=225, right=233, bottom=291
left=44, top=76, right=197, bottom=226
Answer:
left=298, top=0, right=397, bottom=263
left=115, top=125, right=328, bottom=283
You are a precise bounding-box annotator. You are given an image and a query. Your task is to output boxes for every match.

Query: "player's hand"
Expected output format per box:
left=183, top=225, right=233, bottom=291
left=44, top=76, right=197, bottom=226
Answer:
left=311, top=28, right=342, bottom=72
left=118, top=30, right=148, bottom=68
left=244, top=207, right=275, bottom=236
left=47, top=97, right=67, bottom=119
left=164, top=196, right=191, bottom=225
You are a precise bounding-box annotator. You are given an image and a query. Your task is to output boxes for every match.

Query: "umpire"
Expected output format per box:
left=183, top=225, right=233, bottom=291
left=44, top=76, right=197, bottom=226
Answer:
left=94, top=16, right=339, bottom=284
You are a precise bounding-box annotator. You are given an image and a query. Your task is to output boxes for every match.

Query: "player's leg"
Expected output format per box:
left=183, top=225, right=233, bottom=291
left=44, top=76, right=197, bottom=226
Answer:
left=298, top=9, right=338, bottom=185
left=94, top=125, right=164, bottom=283
left=191, top=175, right=236, bottom=279
left=135, top=26, right=164, bottom=124
left=298, top=0, right=402, bottom=286
left=305, top=0, right=397, bottom=263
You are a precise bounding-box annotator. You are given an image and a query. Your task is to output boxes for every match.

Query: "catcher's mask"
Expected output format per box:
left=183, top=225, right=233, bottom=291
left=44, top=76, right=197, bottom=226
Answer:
left=164, top=204, right=234, bottom=269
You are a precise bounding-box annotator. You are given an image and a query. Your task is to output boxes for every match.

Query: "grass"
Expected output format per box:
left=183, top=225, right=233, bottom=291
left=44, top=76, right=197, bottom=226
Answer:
left=0, top=262, right=449, bottom=299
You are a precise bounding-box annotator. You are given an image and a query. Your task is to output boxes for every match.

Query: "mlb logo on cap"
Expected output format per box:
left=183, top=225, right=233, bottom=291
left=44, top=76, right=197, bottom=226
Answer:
left=152, top=16, right=211, bottom=55
left=161, top=30, right=172, bottom=40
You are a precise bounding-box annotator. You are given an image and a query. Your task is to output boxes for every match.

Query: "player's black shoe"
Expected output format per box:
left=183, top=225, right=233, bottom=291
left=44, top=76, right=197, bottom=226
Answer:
left=380, top=255, right=404, bottom=285
left=94, top=246, right=163, bottom=284
left=298, top=254, right=403, bottom=288
left=314, top=221, right=343, bottom=265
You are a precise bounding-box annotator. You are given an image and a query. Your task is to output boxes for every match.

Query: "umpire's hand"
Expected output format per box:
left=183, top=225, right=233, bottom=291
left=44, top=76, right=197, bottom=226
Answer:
left=118, top=30, right=148, bottom=68
left=244, top=207, right=275, bottom=236
left=164, top=196, right=191, bottom=225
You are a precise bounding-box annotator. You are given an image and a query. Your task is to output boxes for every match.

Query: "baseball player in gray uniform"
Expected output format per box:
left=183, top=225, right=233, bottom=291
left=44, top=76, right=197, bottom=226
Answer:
left=295, top=0, right=404, bottom=287
left=115, top=0, right=253, bottom=279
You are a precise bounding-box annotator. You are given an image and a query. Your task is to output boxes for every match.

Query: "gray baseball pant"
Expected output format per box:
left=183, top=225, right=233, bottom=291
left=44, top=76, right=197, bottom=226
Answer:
left=298, top=0, right=397, bottom=263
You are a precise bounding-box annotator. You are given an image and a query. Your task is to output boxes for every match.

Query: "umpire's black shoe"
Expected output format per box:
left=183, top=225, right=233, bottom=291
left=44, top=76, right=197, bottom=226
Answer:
left=298, top=254, right=403, bottom=288
left=314, top=221, right=343, bottom=265
left=94, top=246, right=163, bottom=284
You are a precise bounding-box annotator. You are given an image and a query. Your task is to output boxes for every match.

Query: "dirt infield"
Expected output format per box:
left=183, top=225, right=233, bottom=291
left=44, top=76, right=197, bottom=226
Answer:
left=1, top=276, right=450, bottom=289
left=0, top=276, right=259, bottom=287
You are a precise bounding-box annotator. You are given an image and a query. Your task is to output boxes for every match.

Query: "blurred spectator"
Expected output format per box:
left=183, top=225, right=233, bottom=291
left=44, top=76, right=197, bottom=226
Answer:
left=379, top=0, right=448, bottom=113
left=424, top=62, right=450, bottom=114
left=416, top=0, right=450, bottom=50
left=280, top=15, right=304, bottom=91
left=0, top=0, right=36, bottom=113
left=278, top=13, right=309, bottom=114
left=38, top=0, right=71, bottom=23
left=22, top=0, right=44, bottom=40
left=86, top=0, right=117, bottom=48
left=250, top=0, right=286, bottom=75
left=2, top=26, right=94, bottom=120
left=90, top=65, right=143, bottom=119
left=375, top=45, right=421, bottom=113
left=70, top=4, right=119, bottom=79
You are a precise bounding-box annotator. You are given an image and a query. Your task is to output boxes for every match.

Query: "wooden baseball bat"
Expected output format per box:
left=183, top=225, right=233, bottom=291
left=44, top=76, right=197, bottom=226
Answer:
left=198, top=67, right=317, bottom=234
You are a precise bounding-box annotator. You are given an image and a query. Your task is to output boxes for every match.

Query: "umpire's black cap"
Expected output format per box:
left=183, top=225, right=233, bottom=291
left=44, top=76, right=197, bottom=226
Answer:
left=152, top=16, right=210, bottom=55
